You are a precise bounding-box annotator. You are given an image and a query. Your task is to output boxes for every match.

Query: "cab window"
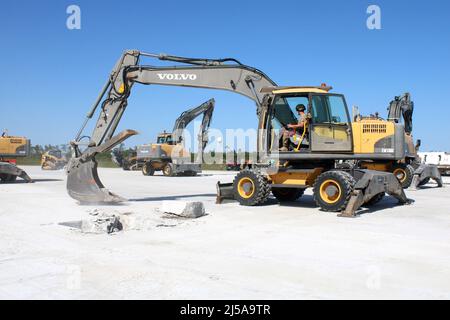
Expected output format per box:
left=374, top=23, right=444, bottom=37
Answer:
left=311, top=95, right=349, bottom=125
left=271, top=95, right=309, bottom=127
left=157, top=136, right=166, bottom=144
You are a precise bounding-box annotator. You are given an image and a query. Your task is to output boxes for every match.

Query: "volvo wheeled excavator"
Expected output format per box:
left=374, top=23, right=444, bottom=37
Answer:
left=111, top=99, right=214, bottom=175
left=66, top=50, right=412, bottom=217
left=137, top=98, right=215, bottom=176
left=348, top=93, right=443, bottom=190
left=0, top=131, right=32, bottom=183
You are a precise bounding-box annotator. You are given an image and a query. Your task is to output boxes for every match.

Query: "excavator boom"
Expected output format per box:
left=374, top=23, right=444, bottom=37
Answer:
left=67, top=50, right=276, bottom=203
left=172, top=98, right=215, bottom=152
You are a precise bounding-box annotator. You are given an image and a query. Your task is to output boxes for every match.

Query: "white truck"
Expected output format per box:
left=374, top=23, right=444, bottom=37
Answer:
left=418, top=152, right=450, bottom=176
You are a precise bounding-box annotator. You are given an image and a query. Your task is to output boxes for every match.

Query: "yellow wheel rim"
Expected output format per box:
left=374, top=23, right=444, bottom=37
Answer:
left=319, top=179, right=342, bottom=204
left=393, top=168, right=406, bottom=182
left=237, top=177, right=255, bottom=199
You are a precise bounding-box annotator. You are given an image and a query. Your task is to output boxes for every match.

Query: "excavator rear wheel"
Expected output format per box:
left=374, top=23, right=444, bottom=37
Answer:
left=233, top=169, right=270, bottom=206
left=142, top=162, right=155, bottom=176
left=272, top=188, right=305, bottom=202
left=392, top=163, right=414, bottom=189
left=313, top=170, right=355, bottom=212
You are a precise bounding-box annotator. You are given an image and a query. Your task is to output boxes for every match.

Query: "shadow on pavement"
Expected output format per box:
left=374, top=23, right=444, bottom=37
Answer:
left=129, top=193, right=217, bottom=202
left=2, top=178, right=64, bottom=184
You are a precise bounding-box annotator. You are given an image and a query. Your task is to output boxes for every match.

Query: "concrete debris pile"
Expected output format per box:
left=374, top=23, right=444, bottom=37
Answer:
left=68, top=201, right=207, bottom=234
left=80, top=209, right=126, bottom=234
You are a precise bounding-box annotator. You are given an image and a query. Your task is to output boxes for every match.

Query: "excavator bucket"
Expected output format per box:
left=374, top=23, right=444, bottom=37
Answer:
left=66, top=157, right=125, bottom=204
left=66, top=130, right=137, bottom=204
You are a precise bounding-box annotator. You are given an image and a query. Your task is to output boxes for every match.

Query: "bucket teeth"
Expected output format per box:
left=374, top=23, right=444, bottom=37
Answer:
left=66, top=157, right=125, bottom=204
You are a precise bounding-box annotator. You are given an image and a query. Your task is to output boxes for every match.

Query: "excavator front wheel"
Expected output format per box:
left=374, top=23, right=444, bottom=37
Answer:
left=392, top=163, right=414, bottom=189
left=313, top=170, right=355, bottom=212
left=233, top=169, right=270, bottom=206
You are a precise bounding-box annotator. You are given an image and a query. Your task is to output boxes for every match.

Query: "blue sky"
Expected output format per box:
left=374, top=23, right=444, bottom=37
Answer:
left=0, top=0, right=449, bottom=151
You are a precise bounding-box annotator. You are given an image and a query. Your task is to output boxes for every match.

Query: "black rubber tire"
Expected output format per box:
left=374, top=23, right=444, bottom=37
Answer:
left=163, top=163, right=174, bottom=177
left=142, top=162, right=155, bottom=176
left=313, top=170, right=356, bottom=212
left=232, top=169, right=271, bottom=206
left=0, top=174, right=9, bottom=182
left=365, top=192, right=385, bottom=206
left=392, top=163, right=415, bottom=189
left=272, top=188, right=305, bottom=202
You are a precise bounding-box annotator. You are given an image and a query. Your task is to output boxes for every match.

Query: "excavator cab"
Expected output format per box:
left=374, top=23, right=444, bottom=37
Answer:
left=264, top=87, right=353, bottom=154
left=156, top=133, right=175, bottom=145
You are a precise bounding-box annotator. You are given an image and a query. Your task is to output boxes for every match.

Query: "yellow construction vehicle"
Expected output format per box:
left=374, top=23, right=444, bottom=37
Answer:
left=137, top=99, right=215, bottom=177
left=66, top=50, right=411, bottom=217
left=0, top=131, right=32, bottom=182
left=40, top=149, right=68, bottom=170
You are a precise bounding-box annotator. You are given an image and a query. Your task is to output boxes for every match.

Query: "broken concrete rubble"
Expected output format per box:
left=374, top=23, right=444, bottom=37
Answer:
left=160, top=201, right=206, bottom=218
left=65, top=207, right=195, bottom=234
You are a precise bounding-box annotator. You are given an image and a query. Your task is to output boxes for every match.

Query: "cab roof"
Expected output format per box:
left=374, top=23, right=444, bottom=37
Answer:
left=260, top=86, right=333, bottom=94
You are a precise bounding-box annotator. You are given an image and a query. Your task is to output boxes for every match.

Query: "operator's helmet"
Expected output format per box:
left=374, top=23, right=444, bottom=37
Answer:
left=296, top=104, right=306, bottom=112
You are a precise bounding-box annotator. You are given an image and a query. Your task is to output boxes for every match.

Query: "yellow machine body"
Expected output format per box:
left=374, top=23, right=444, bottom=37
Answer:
left=351, top=119, right=396, bottom=154
left=152, top=132, right=191, bottom=159
left=268, top=168, right=323, bottom=187
left=0, top=135, right=30, bottom=158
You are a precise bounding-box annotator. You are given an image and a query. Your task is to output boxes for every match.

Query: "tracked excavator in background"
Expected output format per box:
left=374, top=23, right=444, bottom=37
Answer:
left=0, top=131, right=32, bottom=183
left=139, top=98, right=214, bottom=177
left=348, top=93, right=443, bottom=190
left=66, top=50, right=412, bottom=217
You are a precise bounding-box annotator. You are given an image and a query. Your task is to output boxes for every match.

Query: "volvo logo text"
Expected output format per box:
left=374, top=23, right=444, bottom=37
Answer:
left=157, top=73, right=197, bottom=81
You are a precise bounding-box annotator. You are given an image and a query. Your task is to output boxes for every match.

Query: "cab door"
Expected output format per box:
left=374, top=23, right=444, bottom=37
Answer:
left=310, top=94, right=352, bottom=152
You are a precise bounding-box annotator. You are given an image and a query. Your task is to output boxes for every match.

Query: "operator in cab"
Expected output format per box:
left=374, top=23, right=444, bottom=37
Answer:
left=280, top=104, right=308, bottom=151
